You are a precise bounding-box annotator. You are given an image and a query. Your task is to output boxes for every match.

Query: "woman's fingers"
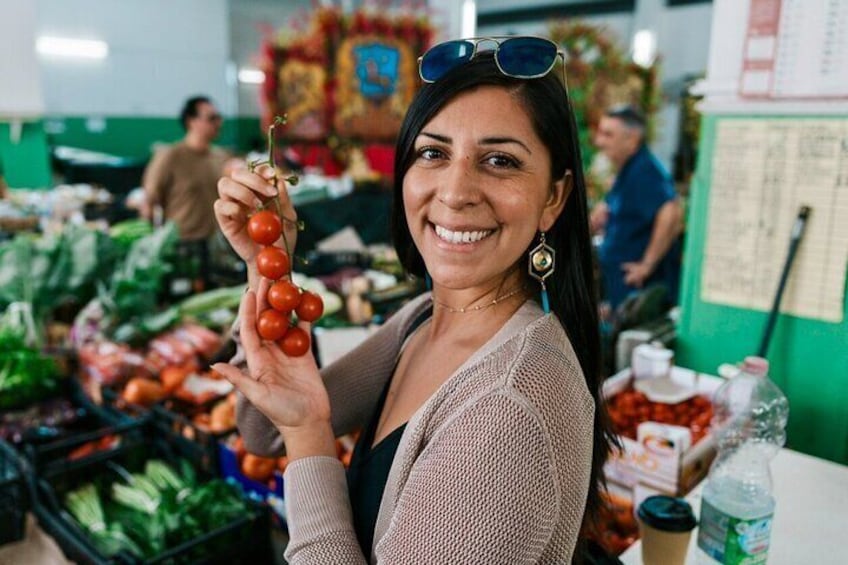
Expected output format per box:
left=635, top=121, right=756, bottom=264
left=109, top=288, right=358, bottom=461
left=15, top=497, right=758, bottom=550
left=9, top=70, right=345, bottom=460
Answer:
left=256, top=276, right=272, bottom=312
left=238, top=291, right=261, bottom=353
left=214, top=199, right=247, bottom=225
left=251, top=164, right=297, bottom=217
left=211, top=363, right=263, bottom=400
left=295, top=317, right=312, bottom=336
left=217, top=176, right=265, bottom=209
left=230, top=169, right=278, bottom=199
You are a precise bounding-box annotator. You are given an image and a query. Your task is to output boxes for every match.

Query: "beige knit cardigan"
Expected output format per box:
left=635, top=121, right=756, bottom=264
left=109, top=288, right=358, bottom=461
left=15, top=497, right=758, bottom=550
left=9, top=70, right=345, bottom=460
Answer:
left=236, top=293, right=595, bottom=564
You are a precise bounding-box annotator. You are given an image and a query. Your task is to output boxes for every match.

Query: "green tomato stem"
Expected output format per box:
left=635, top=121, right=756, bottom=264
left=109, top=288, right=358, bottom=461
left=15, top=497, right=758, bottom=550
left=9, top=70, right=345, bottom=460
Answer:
left=266, top=115, right=297, bottom=279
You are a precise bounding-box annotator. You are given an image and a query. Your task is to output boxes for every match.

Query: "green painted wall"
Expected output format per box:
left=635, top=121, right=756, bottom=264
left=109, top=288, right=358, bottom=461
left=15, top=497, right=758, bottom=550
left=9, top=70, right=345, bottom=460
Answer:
left=0, top=121, right=51, bottom=188
left=47, top=116, right=262, bottom=159
left=0, top=116, right=261, bottom=189
left=676, top=114, right=848, bottom=465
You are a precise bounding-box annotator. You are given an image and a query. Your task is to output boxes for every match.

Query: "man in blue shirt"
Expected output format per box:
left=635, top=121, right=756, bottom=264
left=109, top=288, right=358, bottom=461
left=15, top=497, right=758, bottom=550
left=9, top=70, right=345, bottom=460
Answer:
left=591, top=105, right=683, bottom=311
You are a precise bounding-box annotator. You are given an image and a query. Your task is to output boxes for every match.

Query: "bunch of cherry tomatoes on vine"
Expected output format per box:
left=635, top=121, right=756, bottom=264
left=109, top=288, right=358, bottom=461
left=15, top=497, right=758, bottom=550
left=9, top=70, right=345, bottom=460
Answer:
left=245, top=116, right=323, bottom=357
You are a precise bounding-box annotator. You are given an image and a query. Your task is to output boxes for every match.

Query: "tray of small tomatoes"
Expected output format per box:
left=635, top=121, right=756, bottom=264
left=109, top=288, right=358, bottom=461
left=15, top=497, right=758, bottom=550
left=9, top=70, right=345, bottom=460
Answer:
left=606, top=385, right=713, bottom=445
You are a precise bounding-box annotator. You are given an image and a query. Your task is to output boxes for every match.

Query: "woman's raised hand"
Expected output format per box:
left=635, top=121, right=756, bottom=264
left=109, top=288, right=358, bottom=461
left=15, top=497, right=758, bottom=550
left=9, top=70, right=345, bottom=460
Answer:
left=214, top=164, right=299, bottom=265
left=212, top=278, right=330, bottom=436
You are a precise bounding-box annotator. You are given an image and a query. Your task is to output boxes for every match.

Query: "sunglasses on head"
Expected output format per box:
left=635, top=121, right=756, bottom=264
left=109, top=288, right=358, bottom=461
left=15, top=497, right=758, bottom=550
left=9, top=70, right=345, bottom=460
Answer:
left=418, top=36, right=567, bottom=88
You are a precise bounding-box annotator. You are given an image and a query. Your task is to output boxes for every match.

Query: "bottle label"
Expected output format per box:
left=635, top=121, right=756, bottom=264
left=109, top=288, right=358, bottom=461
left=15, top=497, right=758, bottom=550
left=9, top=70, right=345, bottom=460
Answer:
left=697, top=499, right=773, bottom=564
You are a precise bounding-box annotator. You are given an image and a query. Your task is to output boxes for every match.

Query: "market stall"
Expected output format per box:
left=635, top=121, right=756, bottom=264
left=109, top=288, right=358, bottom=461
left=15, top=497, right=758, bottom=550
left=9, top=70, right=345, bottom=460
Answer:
left=2, top=0, right=846, bottom=563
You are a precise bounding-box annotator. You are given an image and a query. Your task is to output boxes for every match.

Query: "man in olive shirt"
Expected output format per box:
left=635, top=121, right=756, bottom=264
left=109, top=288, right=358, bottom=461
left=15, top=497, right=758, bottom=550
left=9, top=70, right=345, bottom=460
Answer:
left=142, top=96, right=229, bottom=287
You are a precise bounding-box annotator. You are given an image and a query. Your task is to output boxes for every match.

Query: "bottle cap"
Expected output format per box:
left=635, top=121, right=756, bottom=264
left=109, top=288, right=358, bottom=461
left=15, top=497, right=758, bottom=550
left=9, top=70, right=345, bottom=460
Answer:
left=742, top=356, right=769, bottom=376
left=637, top=495, right=697, bottom=532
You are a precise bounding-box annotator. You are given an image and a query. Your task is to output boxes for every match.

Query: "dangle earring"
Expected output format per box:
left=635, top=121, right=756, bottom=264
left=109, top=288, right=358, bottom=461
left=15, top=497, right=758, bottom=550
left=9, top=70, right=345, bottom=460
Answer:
left=528, top=232, right=555, bottom=314
left=425, top=271, right=432, bottom=291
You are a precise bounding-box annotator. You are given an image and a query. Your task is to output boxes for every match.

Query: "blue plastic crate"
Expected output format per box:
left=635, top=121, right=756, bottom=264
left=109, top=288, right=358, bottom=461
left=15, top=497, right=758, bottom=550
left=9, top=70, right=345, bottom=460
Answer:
left=217, top=441, right=287, bottom=524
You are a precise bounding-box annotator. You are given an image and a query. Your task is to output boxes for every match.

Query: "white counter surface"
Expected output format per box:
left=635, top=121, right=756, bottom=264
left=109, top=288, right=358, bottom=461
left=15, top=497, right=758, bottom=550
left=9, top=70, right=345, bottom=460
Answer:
left=620, top=448, right=848, bottom=564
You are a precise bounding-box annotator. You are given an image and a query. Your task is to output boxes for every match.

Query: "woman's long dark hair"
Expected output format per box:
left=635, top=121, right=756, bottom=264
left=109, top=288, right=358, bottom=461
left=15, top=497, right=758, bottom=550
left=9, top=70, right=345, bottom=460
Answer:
left=390, top=51, right=616, bottom=551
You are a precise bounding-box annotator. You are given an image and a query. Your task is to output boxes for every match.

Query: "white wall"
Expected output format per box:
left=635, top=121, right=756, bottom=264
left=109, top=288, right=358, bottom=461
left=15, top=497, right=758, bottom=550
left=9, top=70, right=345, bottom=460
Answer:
left=36, top=0, right=232, bottom=117
left=478, top=13, right=633, bottom=47
left=0, top=0, right=44, bottom=118
left=640, top=0, right=713, bottom=171
left=229, top=0, right=300, bottom=118
left=428, top=0, right=466, bottom=42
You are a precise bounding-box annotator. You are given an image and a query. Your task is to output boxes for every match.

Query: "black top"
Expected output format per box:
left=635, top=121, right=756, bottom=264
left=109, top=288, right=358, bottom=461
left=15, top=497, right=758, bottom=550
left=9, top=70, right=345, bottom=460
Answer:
left=347, top=308, right=430, bottom=558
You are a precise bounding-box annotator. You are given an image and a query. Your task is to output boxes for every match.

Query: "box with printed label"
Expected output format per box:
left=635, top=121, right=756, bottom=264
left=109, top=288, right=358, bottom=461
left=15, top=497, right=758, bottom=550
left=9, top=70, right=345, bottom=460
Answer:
left=603, top=366, right=723, bottom=495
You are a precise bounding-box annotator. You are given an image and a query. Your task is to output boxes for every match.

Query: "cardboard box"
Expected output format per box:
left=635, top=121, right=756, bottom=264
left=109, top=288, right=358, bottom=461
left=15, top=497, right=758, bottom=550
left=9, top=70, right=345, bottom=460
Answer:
left=603, top=366, right=723, bottom=496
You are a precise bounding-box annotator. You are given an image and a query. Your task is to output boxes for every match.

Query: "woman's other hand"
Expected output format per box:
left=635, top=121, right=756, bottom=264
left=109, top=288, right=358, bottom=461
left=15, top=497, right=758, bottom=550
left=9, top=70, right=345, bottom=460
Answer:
left=212, top=279, right=334, bottom=459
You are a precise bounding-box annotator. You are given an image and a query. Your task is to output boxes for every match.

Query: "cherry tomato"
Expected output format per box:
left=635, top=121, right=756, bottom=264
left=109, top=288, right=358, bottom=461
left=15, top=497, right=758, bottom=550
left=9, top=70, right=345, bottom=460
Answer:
left=256, top=246, right=290, bottom=280
left=295, top=291, right=324, bottom=322
left=247, top=210, right=282, bottom=246
left=268, top=280, right=301, bottom=312
left=241, top=453, right=277, bottom=482
left=256, top=309, right=290, bottom=341
left=279, top=326, right=310, bottom=357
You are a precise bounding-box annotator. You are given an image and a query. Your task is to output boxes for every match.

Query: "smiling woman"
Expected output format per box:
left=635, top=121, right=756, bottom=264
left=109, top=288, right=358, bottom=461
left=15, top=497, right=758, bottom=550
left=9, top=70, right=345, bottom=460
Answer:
left=214, top=41, right=616, bottom=565
left=401, top=85, right=566, bottom=300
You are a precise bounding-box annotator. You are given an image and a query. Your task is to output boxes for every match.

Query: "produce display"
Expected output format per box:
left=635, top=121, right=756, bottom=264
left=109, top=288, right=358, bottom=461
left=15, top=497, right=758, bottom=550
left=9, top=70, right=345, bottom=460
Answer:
left=0, top=148, right=405, bottom=561
left=0, top=224, right=118, bottom=331
left=77, top=322, right=222, bottom=389
left=606, top=385, right=713, bottom=444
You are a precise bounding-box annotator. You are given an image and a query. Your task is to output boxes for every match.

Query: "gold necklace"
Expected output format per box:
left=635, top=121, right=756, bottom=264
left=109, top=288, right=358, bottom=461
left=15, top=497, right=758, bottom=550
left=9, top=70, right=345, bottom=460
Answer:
left=431, top=286, right=526, bottom=314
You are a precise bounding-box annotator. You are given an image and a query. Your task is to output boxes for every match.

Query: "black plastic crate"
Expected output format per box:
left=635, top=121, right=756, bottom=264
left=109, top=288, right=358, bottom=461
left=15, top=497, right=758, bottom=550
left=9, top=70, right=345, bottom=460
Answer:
left=99, top=382, right=155, bottom=420
left=150, top=399, right=235, bottom=477
left=0, top=372, right=128, bottom=444
left=0, top=439, right=29, bottom=545
left=32, top=419, right=272, bottom=564
left=2, top=377, right=130, bottom=468
left=98, top=374, right=235, bottom=477
left=24, top=416, right=140, bottom=474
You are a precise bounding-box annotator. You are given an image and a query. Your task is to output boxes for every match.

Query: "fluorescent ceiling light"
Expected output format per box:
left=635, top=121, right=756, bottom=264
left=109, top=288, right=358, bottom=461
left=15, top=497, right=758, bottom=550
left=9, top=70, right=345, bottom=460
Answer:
left=238, top=68, right=265, bottom=84
left=632, top=29, right=656, bottom=68
left=36, top=36, right=109, bottom=59
left=461, top=0, right=477, bottom=39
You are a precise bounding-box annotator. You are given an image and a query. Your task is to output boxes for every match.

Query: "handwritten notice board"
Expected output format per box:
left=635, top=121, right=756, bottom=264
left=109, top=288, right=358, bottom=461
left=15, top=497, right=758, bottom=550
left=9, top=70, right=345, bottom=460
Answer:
left=701, top=118, right=848, bottom=323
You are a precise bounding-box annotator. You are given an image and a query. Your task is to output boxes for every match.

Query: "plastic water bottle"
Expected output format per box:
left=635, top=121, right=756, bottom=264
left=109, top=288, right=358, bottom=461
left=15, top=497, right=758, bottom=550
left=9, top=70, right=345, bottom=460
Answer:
left=696, top=356, right=789, bottom=564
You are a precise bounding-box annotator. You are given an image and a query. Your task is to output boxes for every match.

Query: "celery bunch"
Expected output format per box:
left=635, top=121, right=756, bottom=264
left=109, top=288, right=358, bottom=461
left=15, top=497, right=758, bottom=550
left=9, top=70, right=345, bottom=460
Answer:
left=65, top=458, right=248, bottom=560
left=64, top=484, right=144, bottom=558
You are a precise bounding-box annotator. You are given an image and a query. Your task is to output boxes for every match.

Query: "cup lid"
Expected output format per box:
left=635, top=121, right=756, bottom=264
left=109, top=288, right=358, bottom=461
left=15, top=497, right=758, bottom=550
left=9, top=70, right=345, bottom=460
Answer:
left=637, top=495, right=697, bottom=532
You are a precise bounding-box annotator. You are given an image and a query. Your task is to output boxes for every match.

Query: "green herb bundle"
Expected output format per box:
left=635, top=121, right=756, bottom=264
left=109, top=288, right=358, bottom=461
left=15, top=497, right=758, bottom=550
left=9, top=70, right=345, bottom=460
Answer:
left=64, top=458, right=250, bottom=561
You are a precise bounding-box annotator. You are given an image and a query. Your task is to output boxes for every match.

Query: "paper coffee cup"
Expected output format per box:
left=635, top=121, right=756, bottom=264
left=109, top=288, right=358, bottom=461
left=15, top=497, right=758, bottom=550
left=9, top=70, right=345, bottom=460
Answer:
left=637, top=495, right=697, bottom=565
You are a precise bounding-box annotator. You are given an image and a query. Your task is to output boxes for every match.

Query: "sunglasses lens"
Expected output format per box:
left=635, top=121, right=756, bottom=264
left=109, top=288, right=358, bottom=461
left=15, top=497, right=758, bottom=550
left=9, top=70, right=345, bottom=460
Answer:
left=420, top=40, right=475, bottom=82
left=497, top=37, right=557, bottom=77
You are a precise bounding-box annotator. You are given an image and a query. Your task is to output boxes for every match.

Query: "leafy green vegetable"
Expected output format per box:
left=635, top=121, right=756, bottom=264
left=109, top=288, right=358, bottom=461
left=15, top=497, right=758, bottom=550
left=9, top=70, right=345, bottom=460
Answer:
left=109, top=219, right=153, bottom=253
left=99, top=222, right=177, bottom=322
left=145, top=460, right=186, bottom=491
left=177, top=284, right=246, bottom=317
left=0, top=315, right=60, bottom=409
left=66, top=458, right=252, bottom=561
left=0, top=225, right=117, bottom=324
left=65, top=484, right=145, bottom=558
